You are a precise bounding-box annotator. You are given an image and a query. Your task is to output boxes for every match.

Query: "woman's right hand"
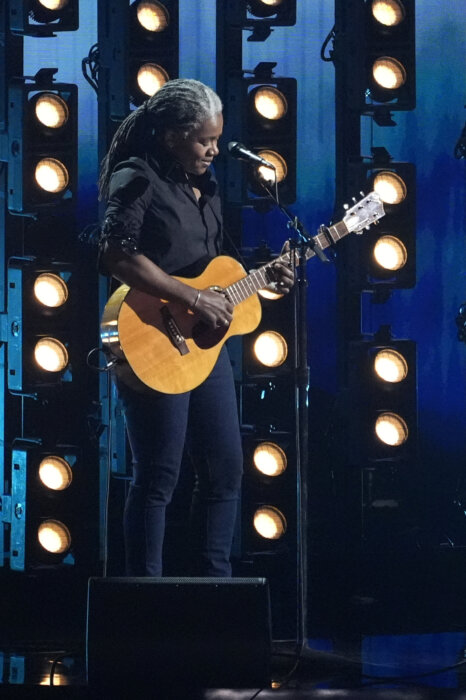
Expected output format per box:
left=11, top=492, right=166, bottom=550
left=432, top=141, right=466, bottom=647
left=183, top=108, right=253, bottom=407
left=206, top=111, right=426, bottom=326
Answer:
left=193, top=287, right=234, bottom=329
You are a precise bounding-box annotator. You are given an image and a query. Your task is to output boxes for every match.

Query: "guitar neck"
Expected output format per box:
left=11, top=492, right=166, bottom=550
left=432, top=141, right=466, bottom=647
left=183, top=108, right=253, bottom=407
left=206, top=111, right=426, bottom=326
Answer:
left=225, top=218, right=350, bottom=306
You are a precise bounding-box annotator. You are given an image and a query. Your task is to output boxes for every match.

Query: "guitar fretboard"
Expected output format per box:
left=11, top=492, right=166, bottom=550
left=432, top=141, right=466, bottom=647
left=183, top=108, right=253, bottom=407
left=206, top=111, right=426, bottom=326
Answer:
left=224, top=218, right=349, bottom=307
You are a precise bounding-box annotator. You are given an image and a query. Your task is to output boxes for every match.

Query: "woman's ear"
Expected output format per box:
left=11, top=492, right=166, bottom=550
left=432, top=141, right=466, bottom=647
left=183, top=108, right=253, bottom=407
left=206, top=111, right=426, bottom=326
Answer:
left=163, top=129, right=176, bottom=150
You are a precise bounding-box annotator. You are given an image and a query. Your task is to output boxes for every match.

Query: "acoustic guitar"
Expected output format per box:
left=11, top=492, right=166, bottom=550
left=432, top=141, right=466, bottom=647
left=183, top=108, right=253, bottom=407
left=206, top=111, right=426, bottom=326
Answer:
left=101, top=191, right=385, bottom=394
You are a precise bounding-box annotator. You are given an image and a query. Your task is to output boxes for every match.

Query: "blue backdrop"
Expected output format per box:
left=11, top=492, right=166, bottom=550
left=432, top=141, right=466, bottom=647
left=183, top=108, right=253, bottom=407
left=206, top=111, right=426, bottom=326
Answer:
left=23, top=0, right=465, bottom=503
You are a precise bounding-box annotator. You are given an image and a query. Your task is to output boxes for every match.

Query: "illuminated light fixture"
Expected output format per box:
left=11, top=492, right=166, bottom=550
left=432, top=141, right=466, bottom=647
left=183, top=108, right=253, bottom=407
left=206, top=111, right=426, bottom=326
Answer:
left=372, top=56, right=407, bottom=90
left=254, top=506, right=287, bottom=539
left=37, top=519, right=71, bottom=554
left=34, top=158, right=69, bottom=194
left=253, top=442, right=287, bottom=476
left=373, top=235, right=407, bottom=271
left=256, top=150, right=287, bottom=185
left=371, top=0, right=406, bottom=26
left=33, top=273, right=69, bottom=308
left=6, top=74, right=77, bottom=213
left=252, top=86, right=288, bottom=121
left=137, top=63, right=169, bottom=97
left=254, top=331, right=288, bottom=367
left=9, top=0, right=79, bottom=35
left=375, top=412, right=408, bottom=446
left=38, top=456, right=73, bottom=491
left=137, top=1, right=169, bottom=32
left=34, top=93, right=69, bottom=129
left=34, top=337, right=69, bottom=372
left=373, top=348, right=408, bottom=383
left=373, top=170, right=407, bottom=204
left=39, top=0, right=69, bottom=9
left=248, top=0, right=285, bottom=18
left=258, top=288, right=284, bottom=301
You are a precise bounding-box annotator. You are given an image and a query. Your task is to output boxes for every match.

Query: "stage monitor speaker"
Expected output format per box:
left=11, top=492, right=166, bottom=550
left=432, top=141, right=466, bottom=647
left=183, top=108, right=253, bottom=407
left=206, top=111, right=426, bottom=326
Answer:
left=86, top=577, right=272, bottom=691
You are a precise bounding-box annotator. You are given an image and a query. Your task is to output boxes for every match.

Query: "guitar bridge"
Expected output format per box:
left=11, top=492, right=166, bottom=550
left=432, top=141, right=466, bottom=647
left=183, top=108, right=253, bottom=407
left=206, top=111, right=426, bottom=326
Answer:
left=160, top=306, right=190, bottom=356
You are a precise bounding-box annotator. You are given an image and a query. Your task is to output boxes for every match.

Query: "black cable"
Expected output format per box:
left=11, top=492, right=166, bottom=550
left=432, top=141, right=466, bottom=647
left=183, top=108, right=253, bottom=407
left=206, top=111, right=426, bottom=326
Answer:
left=48, top=650, right=83, bottom=686
left=82, top=43, right=100, bottom=94
left=320, top=25, right=336, bottom=62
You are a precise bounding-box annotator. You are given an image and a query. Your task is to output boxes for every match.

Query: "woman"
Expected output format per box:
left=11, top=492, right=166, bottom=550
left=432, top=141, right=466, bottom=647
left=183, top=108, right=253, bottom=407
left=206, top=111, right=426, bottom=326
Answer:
left=98, top=79, right=294, bottom=577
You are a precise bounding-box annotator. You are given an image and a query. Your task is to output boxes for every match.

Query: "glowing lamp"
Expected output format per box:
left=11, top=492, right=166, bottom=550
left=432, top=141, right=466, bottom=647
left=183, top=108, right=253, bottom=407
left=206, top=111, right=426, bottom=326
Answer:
left=253, top=506, right=287, bottom=539
left=371, top=0, right=406, bottom=27
left=137, top=63, right=169, bottom=96
left=33, top=273, right=69, bottom=308
left=34, top=337, right=69, bottom=372
left=253, top=331, right=288, bottom=367
left=137, top=1, right=169, bottom=32
left=375, top=412, right=409, bottom=446
left=253, top=442, right=287, bottom=476
left=34, top=158, right=69, bottom=194
left=34, top=93, right=69, bottom=129
left=252, top=86, right=288, bottom=121
left=38, top=520, right=71, bottom=554
left=374, top=349, right=408, bottom=383
left=372, top=56, right=407, bottom=90
left=38, top=456, right=73, bottom=491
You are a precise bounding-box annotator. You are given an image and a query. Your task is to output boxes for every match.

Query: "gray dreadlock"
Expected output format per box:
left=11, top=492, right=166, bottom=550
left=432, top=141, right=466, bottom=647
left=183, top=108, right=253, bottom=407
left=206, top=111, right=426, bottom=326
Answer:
left=98, top=79, right=223, bottom=201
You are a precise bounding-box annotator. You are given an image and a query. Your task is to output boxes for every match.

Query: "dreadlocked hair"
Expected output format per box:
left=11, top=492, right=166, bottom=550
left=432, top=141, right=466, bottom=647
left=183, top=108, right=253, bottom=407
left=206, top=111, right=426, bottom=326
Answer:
left=98, top=78, right=223, bottom=201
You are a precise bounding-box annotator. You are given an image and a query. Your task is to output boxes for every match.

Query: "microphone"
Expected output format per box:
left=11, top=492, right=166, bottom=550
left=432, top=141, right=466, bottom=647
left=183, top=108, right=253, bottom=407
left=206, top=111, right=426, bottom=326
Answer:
left=227, top=141, right=275, bottom=169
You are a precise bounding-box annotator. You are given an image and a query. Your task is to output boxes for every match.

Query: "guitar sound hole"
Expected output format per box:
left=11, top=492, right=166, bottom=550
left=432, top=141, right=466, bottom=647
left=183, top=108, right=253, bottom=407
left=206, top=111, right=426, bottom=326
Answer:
left=192, top=321, right=228, bottom=349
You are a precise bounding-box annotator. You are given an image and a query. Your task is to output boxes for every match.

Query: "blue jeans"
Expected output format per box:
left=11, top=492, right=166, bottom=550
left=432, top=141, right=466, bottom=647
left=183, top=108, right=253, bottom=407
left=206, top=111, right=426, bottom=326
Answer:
left=119, top=346, right=243, bottom=577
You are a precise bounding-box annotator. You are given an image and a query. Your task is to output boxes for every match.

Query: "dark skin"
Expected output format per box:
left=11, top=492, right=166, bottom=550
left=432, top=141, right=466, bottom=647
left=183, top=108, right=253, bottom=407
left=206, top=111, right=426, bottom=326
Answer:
left=102, top=113, right=295, bottom=327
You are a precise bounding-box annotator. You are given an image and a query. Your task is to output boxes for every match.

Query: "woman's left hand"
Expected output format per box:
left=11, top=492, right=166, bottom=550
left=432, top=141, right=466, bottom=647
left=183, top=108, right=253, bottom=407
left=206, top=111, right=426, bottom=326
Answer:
left=269, top=260, right=295, bottom=294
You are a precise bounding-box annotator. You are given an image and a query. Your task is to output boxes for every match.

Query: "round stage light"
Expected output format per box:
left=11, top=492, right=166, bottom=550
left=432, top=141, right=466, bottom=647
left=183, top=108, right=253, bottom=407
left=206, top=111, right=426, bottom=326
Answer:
left=35, top=158, right=69, bottom=194
left=256, top=150, right=288, bottom=186
left=253, top=331, right=288, bottom=367
left=254, top=506, right=287, bottom=539
left=34, top=93, right=69, bottom=129
left=374, top=349, right=408, bottom=383
left=38, top=520, right=71, bottom=554
left=258, top=288, right=284, bottom=301
left=34, top=337, right=69, bottom=372
left=137, top=1, right=169, bottom=32
left=373, top=171, right=407, bottom=205
left=253, top=442, right=287, bottom=477
left=137, top=63, right=169, bottom=97
left=371, top=0, right=406, bottom=27
left=375, top=412, right=409, bottom=446
left=252, top=86, right=288, bottom=121
left=248, top=0, right=284, bottom=18
left=373, top=235, right=407, bottom=271
left=372, top=56, right=407, bottom=90
left=34, top=273, right=69, bottom=308
left=39, top=456, right=73, bottom=491
left=38, top=0, right=69, bottom=9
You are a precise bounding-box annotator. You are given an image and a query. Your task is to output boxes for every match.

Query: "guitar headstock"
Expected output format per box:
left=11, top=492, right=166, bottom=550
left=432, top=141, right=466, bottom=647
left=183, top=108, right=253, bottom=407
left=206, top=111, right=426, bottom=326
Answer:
left=342, top=191, right=385, bottom=235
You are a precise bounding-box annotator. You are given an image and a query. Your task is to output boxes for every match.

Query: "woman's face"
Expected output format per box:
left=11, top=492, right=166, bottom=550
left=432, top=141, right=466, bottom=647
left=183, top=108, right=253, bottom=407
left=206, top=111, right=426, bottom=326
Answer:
left=165, top=113, right=223, bottom=175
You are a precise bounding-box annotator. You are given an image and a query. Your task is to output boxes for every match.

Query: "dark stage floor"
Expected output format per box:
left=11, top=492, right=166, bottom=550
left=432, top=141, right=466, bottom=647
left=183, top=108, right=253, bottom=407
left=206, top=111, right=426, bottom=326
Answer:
left=2, top=550, right=466, bottom=699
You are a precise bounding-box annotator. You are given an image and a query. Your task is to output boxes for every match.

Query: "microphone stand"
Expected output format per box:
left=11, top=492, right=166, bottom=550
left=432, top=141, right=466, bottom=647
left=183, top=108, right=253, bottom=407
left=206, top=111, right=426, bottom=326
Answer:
left=260, top=184, right=359, bottom=681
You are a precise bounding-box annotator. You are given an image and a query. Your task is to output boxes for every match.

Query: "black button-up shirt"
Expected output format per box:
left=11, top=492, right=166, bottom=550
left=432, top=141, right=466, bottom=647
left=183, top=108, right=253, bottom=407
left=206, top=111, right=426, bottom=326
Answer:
left=99, top=154, right=223, bottom=278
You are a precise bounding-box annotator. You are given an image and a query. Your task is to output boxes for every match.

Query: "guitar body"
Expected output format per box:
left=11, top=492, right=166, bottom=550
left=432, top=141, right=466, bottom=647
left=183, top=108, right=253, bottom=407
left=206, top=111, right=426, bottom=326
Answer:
left=101, top=256, right=262, bottom=394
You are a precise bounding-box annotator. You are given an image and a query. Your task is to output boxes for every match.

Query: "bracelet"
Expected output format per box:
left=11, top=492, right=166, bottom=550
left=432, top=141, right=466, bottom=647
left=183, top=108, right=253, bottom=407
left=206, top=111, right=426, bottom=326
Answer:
left=190, top=289, right=201, bottom=311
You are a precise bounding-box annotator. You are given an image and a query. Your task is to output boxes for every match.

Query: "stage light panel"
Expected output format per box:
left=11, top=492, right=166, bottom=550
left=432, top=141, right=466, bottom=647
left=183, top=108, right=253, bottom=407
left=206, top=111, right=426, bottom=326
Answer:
left=102, top=0, right=178, bottom=119
left=347, top=331, right=417, bottom=464
left=8, top=444, right=79, bottom=571
left=7, top=76, right=77, bottom=214
left=6, top=261, right=73, bottom=393
left=8, top=0, right=79, bottom=36
left=346, top=158, right=416, bottom=289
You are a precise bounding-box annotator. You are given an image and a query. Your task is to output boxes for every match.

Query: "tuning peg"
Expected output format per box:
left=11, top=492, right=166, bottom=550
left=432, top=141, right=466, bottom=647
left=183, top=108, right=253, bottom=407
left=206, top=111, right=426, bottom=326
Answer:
left=360, top=190, right=365, bottom=197
left=365, top=225, right=370, bottom=230
left=352, top=197, right=357, bottom=203
left=343, top=203, right=349, bottom=210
